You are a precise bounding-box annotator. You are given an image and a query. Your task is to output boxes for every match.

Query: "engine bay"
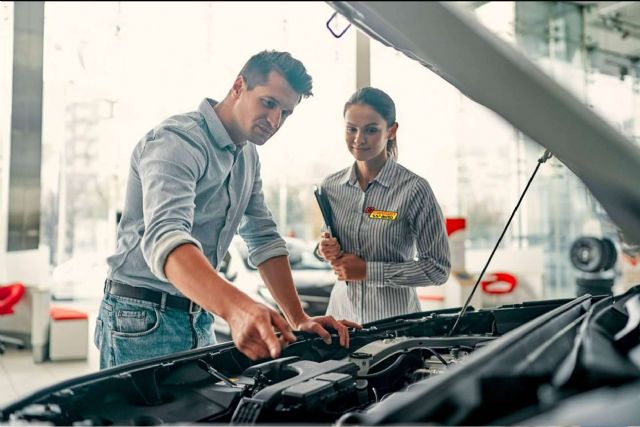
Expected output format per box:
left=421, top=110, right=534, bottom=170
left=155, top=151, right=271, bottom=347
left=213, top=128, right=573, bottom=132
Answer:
left=229, top=335, right=489, bottom=424
left=4, top=290, right=640, bottom=426
left=5, top=334, right=492, bottom=425
left=2, top=307, right=502, bottom=425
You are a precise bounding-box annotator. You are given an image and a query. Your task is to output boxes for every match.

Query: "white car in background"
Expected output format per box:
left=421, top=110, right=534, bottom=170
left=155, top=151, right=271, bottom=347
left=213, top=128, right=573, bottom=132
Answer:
left=50, top=253, right=109, bottom=301
left=49, top=236, right=336, bottom=312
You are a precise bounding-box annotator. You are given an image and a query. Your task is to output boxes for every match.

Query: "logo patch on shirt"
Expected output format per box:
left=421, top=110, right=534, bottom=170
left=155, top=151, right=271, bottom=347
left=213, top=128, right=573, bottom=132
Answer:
left=368, top=209, right=398, bottom=220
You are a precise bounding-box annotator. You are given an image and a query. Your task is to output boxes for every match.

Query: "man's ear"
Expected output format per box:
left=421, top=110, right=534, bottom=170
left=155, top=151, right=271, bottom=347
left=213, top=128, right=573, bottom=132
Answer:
left=232, top=75, right=245, bottom=98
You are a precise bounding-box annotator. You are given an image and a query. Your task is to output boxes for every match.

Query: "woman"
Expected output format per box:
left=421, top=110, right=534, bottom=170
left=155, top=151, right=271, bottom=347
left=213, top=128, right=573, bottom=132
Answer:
left=317, top=87, right=451, bottom=324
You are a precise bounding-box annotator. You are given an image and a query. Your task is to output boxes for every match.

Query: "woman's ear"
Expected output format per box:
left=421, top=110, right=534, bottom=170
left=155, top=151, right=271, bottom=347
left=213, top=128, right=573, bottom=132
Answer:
left=388, top=122, right=399, bottom=140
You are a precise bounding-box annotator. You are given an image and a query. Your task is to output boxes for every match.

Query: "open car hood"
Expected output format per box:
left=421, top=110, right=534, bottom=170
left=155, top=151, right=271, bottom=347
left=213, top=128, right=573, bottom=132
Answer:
left=2, top=288, right=640, bottom=425
left=327, top=1, right=640, bottom=244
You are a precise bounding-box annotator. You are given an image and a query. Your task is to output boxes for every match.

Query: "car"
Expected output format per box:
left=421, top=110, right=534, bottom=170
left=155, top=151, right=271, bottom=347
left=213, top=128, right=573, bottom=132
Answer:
left=49, top=253, right=109, bottom=301
left=2, top=289, right=638, bottom=425
left=214, top=236, right=335, bottom=341
left=3, top=2, right=640, bottom=425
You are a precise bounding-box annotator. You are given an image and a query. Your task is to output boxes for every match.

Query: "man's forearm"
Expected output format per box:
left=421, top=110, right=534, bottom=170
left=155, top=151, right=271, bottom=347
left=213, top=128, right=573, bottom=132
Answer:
left=257, top=256, right=308, bottom=327
left=164, top=243, right=248, bottom=320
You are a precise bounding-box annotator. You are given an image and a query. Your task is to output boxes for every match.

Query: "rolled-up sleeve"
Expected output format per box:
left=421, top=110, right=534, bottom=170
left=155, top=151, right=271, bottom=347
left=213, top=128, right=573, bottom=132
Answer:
left=138, top=129, right=207, bottom=281
left=368, top=180, right=451, bottom=288
left=238, top=156, right=288, bottom=266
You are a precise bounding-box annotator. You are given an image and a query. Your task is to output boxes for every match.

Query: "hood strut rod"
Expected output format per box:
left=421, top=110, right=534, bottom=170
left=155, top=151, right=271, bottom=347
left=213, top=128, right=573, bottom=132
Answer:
left=448, top=150, right=553, bottom=336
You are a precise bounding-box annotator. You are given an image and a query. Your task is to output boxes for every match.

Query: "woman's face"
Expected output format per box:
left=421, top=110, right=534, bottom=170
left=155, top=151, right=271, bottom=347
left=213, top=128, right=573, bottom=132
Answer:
left=344, top=104, right=396, bottom=162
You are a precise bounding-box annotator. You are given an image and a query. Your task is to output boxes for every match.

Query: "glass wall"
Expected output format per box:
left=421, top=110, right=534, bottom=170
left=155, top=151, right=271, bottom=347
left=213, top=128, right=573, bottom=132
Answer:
left=369, top=1, right=640, bottom=299
left=40, top=2, right=355, bottom=297
left=37, top=1, right=640, bottom=301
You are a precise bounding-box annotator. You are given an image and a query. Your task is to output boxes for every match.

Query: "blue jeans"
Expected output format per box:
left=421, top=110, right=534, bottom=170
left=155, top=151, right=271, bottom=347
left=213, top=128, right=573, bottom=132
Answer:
left=93, top=292, right=216, bottom=369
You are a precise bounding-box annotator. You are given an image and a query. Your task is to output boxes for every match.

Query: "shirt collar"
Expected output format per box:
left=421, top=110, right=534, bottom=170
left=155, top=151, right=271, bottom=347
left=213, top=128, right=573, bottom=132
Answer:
left=374, top=156, right=397, bottom=188
left=340, top=163, right=358, bottom=186
left=199, top=98, right=239, bottom=152
left=340, top=157, right=398, bottom=188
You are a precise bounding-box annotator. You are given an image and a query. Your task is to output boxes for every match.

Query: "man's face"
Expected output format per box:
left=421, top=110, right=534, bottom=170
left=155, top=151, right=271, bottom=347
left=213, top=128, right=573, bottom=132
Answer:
left=231, top=70, right=300, bottom=146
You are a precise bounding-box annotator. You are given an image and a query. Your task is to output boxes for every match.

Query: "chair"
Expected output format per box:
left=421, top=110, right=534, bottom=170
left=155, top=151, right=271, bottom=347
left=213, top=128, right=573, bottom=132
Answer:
left=0, top=282, right=26, bottom=354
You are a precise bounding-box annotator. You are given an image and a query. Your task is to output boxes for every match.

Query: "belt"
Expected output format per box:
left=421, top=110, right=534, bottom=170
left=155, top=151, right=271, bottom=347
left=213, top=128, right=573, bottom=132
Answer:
left=104, top=279, right=202, bottom=314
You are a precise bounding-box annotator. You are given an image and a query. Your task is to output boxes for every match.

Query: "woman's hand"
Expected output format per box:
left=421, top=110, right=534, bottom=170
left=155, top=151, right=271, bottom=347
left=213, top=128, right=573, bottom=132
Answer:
left=318, top=232, right=343, bottom=261
left=331, top=254, right=367, bottom=281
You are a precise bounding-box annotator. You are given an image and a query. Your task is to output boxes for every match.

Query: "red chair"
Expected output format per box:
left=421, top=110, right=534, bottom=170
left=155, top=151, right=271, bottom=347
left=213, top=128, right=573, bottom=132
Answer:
left=0, top=282, right=26, bottom=354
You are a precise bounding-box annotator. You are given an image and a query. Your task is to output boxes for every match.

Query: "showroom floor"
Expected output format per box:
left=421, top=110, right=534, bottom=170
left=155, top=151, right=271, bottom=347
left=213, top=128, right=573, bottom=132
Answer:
left=0, top=301, right=100, bottom=407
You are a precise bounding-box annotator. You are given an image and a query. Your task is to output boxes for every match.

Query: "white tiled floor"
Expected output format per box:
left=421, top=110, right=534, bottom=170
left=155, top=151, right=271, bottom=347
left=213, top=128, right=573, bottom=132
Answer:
left=0, top=300, right=101, bottom=407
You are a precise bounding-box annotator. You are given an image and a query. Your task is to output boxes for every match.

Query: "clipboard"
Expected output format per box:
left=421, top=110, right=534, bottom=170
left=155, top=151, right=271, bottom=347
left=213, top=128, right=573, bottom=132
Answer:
left=313, top=185, right=340, bottom=246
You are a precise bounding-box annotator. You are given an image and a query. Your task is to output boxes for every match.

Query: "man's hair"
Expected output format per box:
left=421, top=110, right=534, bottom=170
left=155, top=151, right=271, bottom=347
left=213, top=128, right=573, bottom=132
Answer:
left=239, top=50, right=313, bottom=98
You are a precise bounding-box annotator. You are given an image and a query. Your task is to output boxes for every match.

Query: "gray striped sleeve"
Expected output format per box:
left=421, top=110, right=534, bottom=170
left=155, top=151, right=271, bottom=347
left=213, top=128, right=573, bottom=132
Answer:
left=369, top=179, right=451, bottom=288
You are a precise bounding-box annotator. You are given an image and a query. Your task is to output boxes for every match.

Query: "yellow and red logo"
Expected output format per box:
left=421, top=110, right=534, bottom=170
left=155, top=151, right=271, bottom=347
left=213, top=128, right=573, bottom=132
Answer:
left=365, top=206, right=398, bottom=220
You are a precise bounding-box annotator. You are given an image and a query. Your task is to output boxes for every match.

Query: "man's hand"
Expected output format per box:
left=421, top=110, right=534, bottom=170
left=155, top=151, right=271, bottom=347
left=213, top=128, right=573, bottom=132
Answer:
left=294, top=315, right=362, bottom=348
left=331, top=254, right=367, bottom=281
left=225, top=296, right=297, bottom=361
left=319, top=232, right=342, bottom=261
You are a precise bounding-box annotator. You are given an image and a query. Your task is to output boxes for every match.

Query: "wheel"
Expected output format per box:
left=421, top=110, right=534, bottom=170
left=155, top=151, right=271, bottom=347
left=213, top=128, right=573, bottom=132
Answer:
left=570, top=237, right=605, bottom=272
left=600, top=237, right=618, bottom=271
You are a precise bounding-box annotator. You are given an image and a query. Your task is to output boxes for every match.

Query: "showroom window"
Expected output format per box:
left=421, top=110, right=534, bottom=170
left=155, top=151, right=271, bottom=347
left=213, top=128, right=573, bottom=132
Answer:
left=371, top=2, right=640, bottom=299
left=40, top=2, right=355, bottom=298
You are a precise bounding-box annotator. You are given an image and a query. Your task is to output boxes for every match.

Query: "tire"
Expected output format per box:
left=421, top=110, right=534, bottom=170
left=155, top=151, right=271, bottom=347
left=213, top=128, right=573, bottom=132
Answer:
left=600, top=238, right=618, bottom=271
left=570, top=237, right=605, bottom=272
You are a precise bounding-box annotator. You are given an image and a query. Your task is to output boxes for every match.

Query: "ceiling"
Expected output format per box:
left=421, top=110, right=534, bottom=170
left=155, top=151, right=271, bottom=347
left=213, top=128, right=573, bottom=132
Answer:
left=576, top=1, right=640, bottom=59
left=460, top=1, right=640, bottom=77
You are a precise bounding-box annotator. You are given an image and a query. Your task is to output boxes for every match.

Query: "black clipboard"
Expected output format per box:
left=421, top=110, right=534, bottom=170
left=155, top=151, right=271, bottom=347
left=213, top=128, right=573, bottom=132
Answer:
left=313, top=185, right=340, bottom=246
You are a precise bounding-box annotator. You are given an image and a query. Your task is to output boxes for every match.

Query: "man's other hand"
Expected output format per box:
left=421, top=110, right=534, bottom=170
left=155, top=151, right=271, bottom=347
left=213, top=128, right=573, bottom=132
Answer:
left=295, top=315, right=362, bottom=348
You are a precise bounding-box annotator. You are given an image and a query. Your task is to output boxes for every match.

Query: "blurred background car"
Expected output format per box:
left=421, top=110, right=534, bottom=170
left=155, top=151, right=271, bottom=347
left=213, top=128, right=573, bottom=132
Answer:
left=50, top=253, right=109, bottom=301
left=215, top=235, right=336, bottom=341
left=49, top=236, right=336, bottom=336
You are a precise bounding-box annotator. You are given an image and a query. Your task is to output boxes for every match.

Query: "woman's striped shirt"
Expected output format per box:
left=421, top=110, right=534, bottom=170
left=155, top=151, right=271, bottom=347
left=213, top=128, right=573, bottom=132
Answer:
left=322, top=157, right=451, bottom=324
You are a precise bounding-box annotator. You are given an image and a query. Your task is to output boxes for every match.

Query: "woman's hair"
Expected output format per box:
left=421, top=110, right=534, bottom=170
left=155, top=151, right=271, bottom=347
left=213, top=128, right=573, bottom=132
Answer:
left=343, top=87, right=398, bottom=159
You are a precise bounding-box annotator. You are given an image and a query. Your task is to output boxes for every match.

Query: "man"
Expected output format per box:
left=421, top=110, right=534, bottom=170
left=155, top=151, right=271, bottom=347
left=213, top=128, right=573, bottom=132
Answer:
left=94, top=50, right=360, bottom=369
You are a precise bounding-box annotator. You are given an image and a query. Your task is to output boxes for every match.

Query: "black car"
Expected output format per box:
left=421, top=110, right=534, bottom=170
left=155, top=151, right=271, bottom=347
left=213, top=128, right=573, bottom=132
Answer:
left=229, top=236, right=333, bottom=317
left=1, top=288, right=639, bottom=425
left=3, top=2, right=640, bottom=425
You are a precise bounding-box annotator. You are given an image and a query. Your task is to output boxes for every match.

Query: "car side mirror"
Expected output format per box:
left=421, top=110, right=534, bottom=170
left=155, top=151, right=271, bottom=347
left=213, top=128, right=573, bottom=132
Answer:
left=289, top=252, right=303, bottom=267
left=226, top=270, right=238, bottom=282
left=219, top=252, right=238, bottom=282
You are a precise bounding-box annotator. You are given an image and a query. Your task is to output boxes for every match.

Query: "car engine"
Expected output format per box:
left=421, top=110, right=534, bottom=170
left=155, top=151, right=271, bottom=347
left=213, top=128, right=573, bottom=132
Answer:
left=229, top=335, right=487, bottom=424
left=2, top=309, right=496, bottom=426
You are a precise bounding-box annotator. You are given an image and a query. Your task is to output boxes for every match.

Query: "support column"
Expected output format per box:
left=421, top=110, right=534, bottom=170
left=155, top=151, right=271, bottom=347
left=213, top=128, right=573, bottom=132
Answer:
left=355, top=30, right=370, bottom=89
left=7, top=1, right=44, bottom=252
